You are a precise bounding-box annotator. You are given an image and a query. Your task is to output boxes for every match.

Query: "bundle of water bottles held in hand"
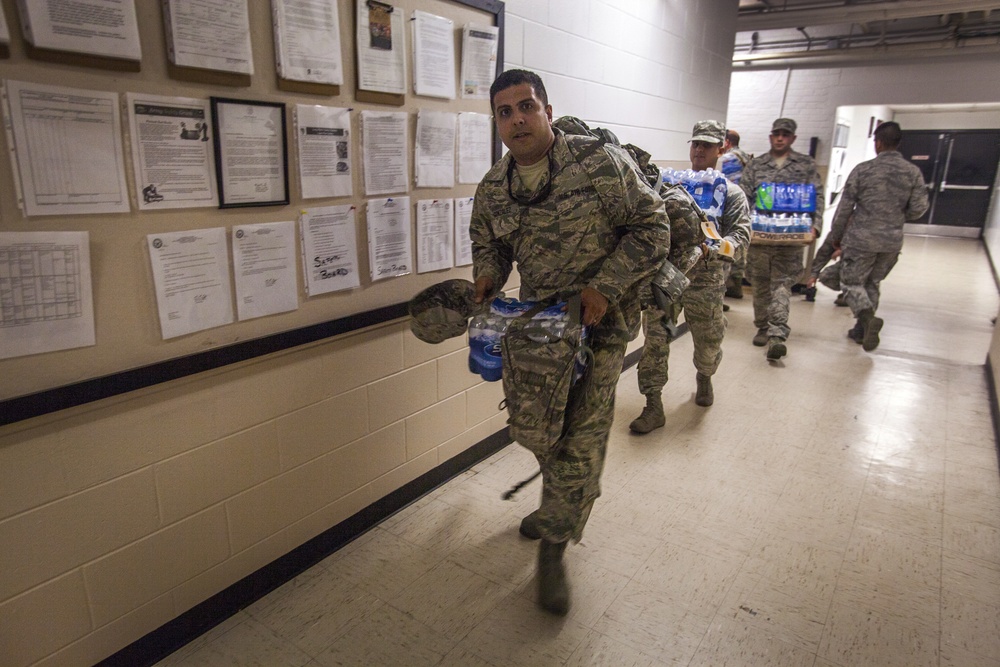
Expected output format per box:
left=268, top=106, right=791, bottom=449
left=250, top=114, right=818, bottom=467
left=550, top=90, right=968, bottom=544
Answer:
left=468, top=298, right=588, bottom=382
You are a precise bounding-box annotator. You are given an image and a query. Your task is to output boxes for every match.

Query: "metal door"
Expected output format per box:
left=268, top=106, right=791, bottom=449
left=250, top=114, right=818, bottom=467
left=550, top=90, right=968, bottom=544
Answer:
left=902, top=130, right=1000, bottom=237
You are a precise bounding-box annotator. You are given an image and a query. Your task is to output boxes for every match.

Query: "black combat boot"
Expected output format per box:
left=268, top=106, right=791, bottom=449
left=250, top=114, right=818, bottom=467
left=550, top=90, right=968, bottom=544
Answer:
left=695, top=373, right=714, bottom=406
left=519, top=510, right=541, bottom=540
left=847, top=321, right=864, bottom=344
left=629, top=394, right=665, bottom=434
left=859, top=308, right=883, bottom=352
left=537, top=540, right=569, bottom=615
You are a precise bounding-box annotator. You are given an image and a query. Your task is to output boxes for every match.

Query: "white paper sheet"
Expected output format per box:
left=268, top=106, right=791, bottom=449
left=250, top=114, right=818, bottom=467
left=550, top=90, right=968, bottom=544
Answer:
left=163, top=0, right=254, bottom=74
left=272, top=0, right=344, bottom=84
left=300, top=205, right=360, bottom=295
left=415, top=110, right=455, bottom=188
left=416, top=199, right=453, bottom=273
left=232, top=220, right=299, bottom=321
left=147, top=227, right=234, bottom=339
left=3, top=79, right=130, bottom=216
left=361, top=110, right=408, bottom=195
left=412, top=10, right=455, bottom=99
left=367, top=197, right=412, bottom=281
left=355, top=0, right=405, bottom=95
left=215, top=101, right=287, bottom=206
left=15, top=0, right=141, bottom=60
left=0, top=231, right=95, bottom=359
left=126, top=93, right=218, bottom=210
left=460, top=24, right=498, bottom=99
left=454, top=196, right=474, bottom=266
left=458, top=112, right=493, bottom=184
left=296, top=105, right=352, bottom=199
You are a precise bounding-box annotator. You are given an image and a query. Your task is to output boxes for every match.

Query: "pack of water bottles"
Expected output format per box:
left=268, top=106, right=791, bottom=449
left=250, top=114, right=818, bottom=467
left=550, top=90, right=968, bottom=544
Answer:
left=754, top=182, right=817, bottom=213
left=751, top=211, right=815, bottom=244
left=719, top=153, right=743, bottom=184
left=468, top=297, right=588, bottom=383
left=661, top=167, right=728, bottom=214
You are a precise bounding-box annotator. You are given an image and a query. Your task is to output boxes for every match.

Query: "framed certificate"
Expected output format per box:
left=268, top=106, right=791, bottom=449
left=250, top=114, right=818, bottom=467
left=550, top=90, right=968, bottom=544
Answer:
left=210, top=97, right=289, bottom=208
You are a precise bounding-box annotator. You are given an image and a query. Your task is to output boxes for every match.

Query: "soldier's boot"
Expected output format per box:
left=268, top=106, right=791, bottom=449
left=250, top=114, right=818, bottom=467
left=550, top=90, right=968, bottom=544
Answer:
left=834, top=292, right=848, bottom=307
left=766, top=336, right=787, bottom=360
left=859, top=309, right=883, bottom=352
left=519, top=510, right=542, bottom=540
left=537, top=540, right=570, bottom=616
left=725, top=280, right=744, bottom=299
left=847, top=321, right=864, bottom=344
left=752, top=328, right=769, bottom=347
left=695, top=373, right=714, bottom=407
left=629, top=394, right=665, bottom=434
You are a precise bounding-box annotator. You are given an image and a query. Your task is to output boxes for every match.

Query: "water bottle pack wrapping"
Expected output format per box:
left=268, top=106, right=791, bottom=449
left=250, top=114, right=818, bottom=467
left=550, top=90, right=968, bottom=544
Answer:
left=750, top=182, right=817, bottom=246
left=473, top=296, right=590, bottom=457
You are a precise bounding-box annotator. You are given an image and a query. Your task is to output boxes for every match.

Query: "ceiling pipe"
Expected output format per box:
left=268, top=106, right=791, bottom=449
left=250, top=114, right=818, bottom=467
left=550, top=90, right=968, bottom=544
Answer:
left=738, top=0, right=1000, bottom=31
left=733, top=36, right=1000, bottom=67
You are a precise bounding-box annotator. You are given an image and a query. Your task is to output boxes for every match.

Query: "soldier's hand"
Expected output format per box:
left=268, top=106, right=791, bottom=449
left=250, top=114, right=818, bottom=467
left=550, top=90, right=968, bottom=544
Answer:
left=580, top=287, right=608, bottom=326
left=474, top=276, right=495, bottom=303
left=831, top=248, right=842, bottom=260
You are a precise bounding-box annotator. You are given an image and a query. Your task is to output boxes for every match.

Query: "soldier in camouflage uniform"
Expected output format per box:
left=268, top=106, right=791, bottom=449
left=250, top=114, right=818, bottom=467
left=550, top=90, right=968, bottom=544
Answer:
left=741, top=118, right=825, bottom=360
left=822, top=121, right=928, bottom=351
left=722, top=130, right=751, bottom=299
left=469, top=69, right=669, bottom=615
left=631, top=121, right=750, bottom=433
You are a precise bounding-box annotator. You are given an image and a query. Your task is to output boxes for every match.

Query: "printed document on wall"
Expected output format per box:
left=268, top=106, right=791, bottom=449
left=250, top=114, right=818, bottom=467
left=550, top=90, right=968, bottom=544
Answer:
left=273, top=0, right=344, bottom=84
left=416, top=199, right=453, bottom=273
left=163, top=0, right=254, bottom=74
left=415, top=110, right=455, bottom=188
left=412, top=10, right=455, bottom=99
left=458, top=112, right=492, bottom=184
left=15, top=0, right=141, bottom=60
left=232, top=221, right=299, bottom=321
left=147, top=227, right=234, bottom=340
left=126, top=93, right=218, bottom=210
left=0, top=231, right=95, bottom=360
left=361, top=110, right=408, bottom=195
left=300, top=205, right=360, bottom=296
left=296, top=105, right=352, bottom=199
left=0, top=6, right=10, bottom=46
left=367, top=197, right=412, bottom=281
left=455, top=196, right=473, bottom=266
left=3, top=80, right=130, bottom=216
left=460, top=24, right=498, bottom=99
left=355, top=0, right=405, bottom=94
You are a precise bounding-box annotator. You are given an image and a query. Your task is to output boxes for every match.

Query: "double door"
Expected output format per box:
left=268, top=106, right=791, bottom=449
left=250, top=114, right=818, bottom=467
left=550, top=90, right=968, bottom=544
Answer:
left=900, top=130, right=1000, bottom=237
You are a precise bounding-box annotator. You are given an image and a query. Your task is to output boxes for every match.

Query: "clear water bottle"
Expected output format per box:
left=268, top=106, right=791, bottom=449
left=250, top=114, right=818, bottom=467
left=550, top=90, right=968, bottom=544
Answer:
left=467, top=309, right=503, bottom=381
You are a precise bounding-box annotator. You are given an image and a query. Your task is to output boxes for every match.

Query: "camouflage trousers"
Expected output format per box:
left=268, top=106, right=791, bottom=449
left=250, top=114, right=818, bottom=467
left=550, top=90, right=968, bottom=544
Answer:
left=841, top=249, right=899, bottom=317
left=748, top=245, right=804, bottom=340
left=727, top=245, right=748, bottom=286
left=637, top=262, right=727, bottom=397
left=535, top=337, right=626, bottom=543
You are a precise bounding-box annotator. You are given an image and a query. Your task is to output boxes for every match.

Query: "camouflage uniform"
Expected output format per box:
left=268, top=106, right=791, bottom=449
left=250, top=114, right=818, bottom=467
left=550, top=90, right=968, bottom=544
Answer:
left=470, top=128, right=669, bottom=542
left=830, top=150, right=929, bottom=317
left=722, top=147, right=752, bottom=288
left=742, top=149, right=825, bottom=340
left=637, top=182, right=749, bottom=396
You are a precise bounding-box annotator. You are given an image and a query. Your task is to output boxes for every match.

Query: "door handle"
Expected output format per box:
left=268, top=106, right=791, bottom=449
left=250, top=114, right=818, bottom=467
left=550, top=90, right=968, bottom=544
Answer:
left=940, top=182, right=989, bottom=191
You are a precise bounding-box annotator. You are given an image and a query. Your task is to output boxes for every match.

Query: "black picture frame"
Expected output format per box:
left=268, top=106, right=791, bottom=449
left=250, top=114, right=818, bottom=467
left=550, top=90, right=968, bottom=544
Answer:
left=210, top=97, right=290, bottom=208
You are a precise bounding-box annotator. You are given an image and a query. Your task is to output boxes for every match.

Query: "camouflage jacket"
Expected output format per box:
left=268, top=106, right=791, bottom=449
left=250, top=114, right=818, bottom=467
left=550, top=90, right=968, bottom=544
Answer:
left=718, top=180, right=751, bottom=255
left=829, top=150, right=929, bottom=254
left=470, top=129, right=669, bottom=341
left=742, top=149, right=826, bottom=231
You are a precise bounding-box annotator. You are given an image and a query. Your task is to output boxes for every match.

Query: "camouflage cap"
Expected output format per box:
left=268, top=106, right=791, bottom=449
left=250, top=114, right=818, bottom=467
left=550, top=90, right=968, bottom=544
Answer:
left=689, top=120, right=725, bottom=144
left=772, top=118, right=797, bottom=134
left=409, top=279, right=479, bottom=344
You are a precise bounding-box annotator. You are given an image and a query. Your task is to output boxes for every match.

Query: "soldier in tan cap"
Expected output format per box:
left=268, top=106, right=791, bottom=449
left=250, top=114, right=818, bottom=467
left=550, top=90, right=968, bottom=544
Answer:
left=741, top=117, right=825, bottom=361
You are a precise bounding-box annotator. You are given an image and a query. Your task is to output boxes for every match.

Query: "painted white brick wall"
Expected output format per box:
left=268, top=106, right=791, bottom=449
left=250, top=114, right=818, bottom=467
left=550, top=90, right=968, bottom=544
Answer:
left=728, top=55, right=1000, bottom=166
left=503, top=0, right=740, bottom=161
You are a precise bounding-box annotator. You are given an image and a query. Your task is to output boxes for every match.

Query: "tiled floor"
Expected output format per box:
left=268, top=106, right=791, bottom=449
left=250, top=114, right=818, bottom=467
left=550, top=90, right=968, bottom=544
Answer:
left=157, top=235, right=1000, bottom=667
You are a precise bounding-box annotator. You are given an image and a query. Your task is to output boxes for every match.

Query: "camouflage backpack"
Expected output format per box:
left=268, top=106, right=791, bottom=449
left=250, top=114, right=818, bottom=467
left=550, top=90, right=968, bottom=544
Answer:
left=553, top=116, right=703, bottom=307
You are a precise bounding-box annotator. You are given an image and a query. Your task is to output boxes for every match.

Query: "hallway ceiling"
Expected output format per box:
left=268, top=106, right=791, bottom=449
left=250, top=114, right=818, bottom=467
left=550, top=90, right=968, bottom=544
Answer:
left=734, top=0, right=1000, bottom=67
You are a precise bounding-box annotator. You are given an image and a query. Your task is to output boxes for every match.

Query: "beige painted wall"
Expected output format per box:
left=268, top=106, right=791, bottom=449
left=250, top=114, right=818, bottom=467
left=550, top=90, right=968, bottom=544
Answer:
left=0, top=1, right=740, bottom=664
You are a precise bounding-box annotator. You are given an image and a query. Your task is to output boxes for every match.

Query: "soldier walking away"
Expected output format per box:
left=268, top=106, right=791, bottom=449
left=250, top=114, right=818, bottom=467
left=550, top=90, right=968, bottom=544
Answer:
left=824, top=121, right=929, bottom=351
left=470, top=69, right=669, bottom=615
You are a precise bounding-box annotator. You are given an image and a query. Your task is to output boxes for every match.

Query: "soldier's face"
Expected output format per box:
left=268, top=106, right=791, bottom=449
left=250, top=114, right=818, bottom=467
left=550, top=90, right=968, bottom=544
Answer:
left=690, top=140, right=722, bottom=171
left=769, top=130, right=795, bottom=156
left=493, top=83, right=555, bottom=166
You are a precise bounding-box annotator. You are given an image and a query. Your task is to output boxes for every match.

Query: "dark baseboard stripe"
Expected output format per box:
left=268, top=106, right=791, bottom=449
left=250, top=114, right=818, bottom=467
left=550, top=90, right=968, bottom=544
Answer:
left=984, top=360, right=1000, bottom=476
left=99, top=427, right=512, bottom=667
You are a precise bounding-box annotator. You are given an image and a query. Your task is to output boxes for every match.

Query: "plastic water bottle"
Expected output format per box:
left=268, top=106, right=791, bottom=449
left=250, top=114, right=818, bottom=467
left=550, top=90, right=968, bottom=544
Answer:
left=467, top=311, right=503, bottom=382
left=801, top=213, right=813, bottom=233
left=801, top=184, right=816, bottom=212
